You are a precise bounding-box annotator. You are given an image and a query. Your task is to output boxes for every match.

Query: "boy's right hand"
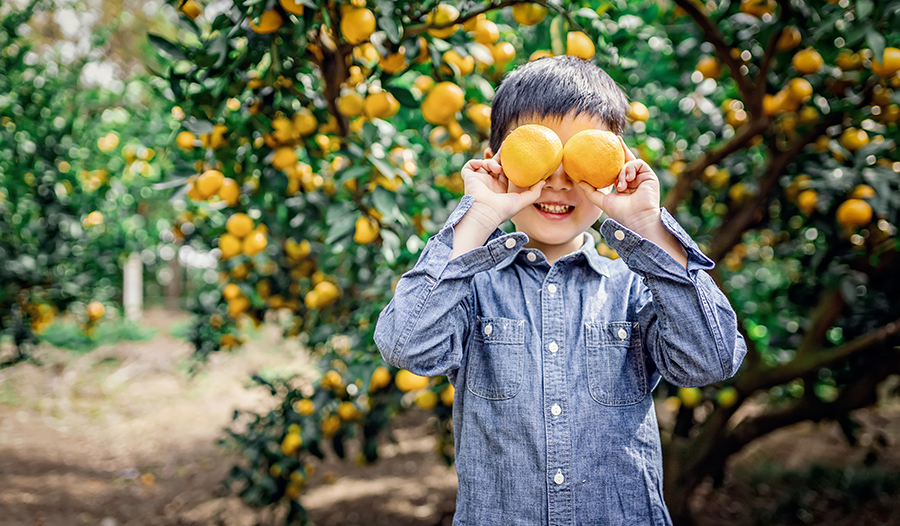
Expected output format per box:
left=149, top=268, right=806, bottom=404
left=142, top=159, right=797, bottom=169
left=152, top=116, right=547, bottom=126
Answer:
left=460, top=150, right=545, bottom=230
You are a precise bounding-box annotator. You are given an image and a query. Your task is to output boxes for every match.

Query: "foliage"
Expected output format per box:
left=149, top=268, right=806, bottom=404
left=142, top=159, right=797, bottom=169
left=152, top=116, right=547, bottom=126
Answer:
left=152, top=0, right=900, bottom=523
left=0, top=0, right=175, bottom=367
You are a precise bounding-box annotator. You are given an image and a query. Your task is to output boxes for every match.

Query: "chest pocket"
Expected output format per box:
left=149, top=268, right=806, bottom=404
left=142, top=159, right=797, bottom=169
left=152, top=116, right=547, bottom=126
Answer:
left=466, top=316, right=526, bottom=400
left=585, top=321, right=648, bottom=406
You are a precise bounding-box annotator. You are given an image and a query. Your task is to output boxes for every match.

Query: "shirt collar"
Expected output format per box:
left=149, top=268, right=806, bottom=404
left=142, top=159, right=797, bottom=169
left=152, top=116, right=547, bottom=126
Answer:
left=497, top=232, right=611, bottom=277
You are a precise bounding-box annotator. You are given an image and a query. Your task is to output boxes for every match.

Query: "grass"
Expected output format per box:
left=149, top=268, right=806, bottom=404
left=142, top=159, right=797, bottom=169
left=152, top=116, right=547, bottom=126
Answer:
left=40, top=318, right=157, bottom=353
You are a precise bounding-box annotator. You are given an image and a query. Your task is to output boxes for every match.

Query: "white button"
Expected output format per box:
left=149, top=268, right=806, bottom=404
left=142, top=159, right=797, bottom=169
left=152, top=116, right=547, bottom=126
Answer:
left=551, top=403, right=561, bottom=416
left=618, top=328, right=628, bottom=340
left=505, top=238, right=516, bottom=249
left=547, top=284, right=557, bottom=294
left=526, top=252, right=537, bottom=262
left=615, top=230, right=625, bottom=241
left=554, top=469, right=564, bottom=485
left=548, top=341, right=558, bottom=353
left=484, top=324, right=492, bottom=336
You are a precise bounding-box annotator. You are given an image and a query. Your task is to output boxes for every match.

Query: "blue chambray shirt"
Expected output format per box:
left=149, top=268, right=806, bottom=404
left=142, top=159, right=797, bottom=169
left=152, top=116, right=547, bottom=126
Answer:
left=375, top=196, right=747, bottom=525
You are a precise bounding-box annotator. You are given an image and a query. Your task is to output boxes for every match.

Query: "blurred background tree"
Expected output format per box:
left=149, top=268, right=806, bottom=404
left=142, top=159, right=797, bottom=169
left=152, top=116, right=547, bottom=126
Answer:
left=0, top=0, right=178, bottom=365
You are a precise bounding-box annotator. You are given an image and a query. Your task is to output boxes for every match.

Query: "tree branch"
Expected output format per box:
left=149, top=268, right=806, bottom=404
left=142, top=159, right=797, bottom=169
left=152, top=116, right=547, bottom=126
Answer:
left=672, top=0, right=755, bottom=102
left=402, top=0, right=520, bottom=39
left=735, top=316, right=900, bottom=394
left=662, top=117, right=767, bottom=212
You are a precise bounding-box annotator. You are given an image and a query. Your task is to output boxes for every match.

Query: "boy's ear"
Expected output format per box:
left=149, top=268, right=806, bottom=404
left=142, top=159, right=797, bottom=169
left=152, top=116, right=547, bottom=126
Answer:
left=484, top=147, right=493, bottom=159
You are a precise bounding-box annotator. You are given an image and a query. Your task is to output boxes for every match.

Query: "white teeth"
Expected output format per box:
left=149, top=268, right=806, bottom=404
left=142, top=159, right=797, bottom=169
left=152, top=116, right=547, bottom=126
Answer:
left=537, top=203, right=571, bottom=214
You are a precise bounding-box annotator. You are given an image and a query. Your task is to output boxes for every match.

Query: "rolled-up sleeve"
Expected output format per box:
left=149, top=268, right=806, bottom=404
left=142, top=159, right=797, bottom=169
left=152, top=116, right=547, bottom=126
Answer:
left=374, top=196, right=528, bottom=377
left=601, top=208, right=747, bottom=387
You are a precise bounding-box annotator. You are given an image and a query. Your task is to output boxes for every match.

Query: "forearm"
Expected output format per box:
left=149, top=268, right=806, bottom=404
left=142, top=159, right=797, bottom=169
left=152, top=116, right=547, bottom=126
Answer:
left=625, top=210, right=688, bottom=269
left=450, top=203, right=503, bottom=260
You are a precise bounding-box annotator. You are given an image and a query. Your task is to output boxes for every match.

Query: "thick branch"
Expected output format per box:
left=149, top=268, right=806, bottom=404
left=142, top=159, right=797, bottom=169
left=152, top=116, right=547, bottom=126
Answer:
left=663, top=117, right=767, bottom=212
left=672, top=0, right=755, bottom=102
left=705, top=110, right=842, bottom=262
left=795, top=289, right=846, bottom=359
left=735, top=316, right=900, bottom=394
left=727, top=353, right=899, bottom=453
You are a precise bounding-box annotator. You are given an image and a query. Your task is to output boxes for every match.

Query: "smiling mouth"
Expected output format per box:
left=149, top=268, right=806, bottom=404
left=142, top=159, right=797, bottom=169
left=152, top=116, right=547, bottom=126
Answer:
left=535, top=203, right=574, bottom=214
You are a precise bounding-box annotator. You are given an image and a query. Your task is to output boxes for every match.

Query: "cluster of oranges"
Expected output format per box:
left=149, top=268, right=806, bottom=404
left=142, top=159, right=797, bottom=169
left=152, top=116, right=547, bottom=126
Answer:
left=220, top=212, right=267, bottom=260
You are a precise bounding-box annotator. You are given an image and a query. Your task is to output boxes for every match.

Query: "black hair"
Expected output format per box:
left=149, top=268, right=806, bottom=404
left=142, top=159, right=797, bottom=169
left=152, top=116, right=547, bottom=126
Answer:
left=488, top=55, right=629, bottom=154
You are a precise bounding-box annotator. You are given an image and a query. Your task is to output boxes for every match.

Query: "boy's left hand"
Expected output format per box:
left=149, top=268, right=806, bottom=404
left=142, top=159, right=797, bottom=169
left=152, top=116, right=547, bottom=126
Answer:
left=578, top=137, right=662, bottom=236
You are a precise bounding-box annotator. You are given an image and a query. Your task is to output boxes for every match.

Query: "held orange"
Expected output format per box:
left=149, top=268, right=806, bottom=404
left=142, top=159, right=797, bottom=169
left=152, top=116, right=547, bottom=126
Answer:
left=562, top=129, right=625, bottom=189
left=500, top=124, right=563, bottom=187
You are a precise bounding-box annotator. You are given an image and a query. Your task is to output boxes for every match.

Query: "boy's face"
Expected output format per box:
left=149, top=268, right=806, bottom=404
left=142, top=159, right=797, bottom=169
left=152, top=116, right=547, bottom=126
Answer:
left=490, top=114, right=608, bottom=259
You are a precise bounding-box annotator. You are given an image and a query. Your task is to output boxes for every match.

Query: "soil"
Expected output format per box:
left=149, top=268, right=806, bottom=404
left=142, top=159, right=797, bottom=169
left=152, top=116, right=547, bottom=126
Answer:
left=1, top=308, right=898, bottom=526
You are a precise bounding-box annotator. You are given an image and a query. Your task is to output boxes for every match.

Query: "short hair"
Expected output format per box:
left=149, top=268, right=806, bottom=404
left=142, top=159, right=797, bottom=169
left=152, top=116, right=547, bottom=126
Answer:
left=488, top=55, right=630, bottom=154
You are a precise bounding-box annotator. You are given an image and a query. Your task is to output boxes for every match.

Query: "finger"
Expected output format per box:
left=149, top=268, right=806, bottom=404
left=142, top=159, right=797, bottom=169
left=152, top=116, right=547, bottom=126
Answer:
left=519, top=180, right=545, bottom=203
left=463, top=159, right=484, bottom=173
left=619, top=136, right=637, bottom=162
left=579, top=182, right=608, bottom=209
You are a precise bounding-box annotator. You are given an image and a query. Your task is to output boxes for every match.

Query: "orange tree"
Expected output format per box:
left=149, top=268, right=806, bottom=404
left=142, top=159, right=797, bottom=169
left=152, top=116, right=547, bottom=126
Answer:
left=155, top=0, right=900, bottom=522
left=0, top=0, right=173, bottom=366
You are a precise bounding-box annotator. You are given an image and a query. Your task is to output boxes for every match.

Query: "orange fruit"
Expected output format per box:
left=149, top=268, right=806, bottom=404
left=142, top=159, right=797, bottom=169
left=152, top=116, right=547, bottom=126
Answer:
left=86, top=301, right=105, bottom=321
left=473, top=19, right=499, bottom=45
left=223, top=283, right=242, bottom=301
left=696, top=56, right=721, bottom=79
left=176, top=130, right=196, bottom=150
left=850, top=184, right=875, bottom=199
left=566, top=31, right=594, bottom=60
left=776, top=26, right=801, bottom=51
left=272, top=147, right=298, bottom=171
left=379, top=50, right=408, bottom=74
left=179, top=0, right=202, bottom=19
left=491, top=42, right=516, bottom=69
left=250, top=9, right=283, bottom=34
left=420, top=81, right=465, bottom=125
left=466, top=104, right=491, bottom=131
left=395, top=369, right=429, bottom=392
left=426, top=4, right=459, bottom=38
left=562, top=129, right=625, bottom=189
left=797, top=189, right=818, bottom=215
left=364, top=91, right=400, bottom=120
left=839, top=127, right=869, bottom=152
left=353, top=216, right=380, bottom=244
left=369, top=366, right=392, bottom=392
left=293, top=108, right=317, bottom=136
left=792, top=48, right=823, bottom=75
left=501, top=124, right=563, bottom=187
left=196, top=169, right=224, bottom=198
left=836, top=198, right=873, bottom=227
left=242, top=229, right=268, bottom=256
left=871, top=47, right=900, bottom=77
left=226, top=213, right=254, bottom=238
left=512, top=3, right=547, bottom=26
left=629, top=101, right=650, bottom=122
left=441, top=50, right=475, bottom=76
left=219, top=233, right=242, bottom=259
left=278, top=0, right=304, bottom=16
left=340, top=8, right=376, bottom=44
left=787, top=78, right=813, bottom=102
left=836, top=51, right=863, bottom=71
left=218, top=178, right=240, bottom=206
left=740, top=0, right=775, bottom=17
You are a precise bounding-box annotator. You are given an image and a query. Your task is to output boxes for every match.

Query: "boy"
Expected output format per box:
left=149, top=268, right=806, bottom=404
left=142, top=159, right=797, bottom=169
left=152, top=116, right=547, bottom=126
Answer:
left=374, top=56, right=746, bottom=525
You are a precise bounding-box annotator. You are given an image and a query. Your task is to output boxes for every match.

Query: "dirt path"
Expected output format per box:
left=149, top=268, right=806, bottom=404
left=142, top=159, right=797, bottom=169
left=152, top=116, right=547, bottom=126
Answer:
left=0, top=308, right=456, bottom=526
left=1, top=308, right=898, bottom=526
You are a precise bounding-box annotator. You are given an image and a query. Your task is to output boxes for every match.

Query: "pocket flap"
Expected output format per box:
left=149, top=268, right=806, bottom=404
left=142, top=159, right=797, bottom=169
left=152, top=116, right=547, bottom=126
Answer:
left=475, top=316, right=525, bottom=344
left=586, top=321, right=640, bottom=346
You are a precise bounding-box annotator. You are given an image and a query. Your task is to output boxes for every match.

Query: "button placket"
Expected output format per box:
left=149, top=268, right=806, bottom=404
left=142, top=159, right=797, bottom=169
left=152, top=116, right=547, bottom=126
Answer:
left=541, top=269, right=571, bottom=524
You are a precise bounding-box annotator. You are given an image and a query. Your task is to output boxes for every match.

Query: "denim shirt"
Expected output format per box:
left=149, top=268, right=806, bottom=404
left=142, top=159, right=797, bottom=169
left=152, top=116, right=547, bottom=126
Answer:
left=375, top=196, right=747, bottom=526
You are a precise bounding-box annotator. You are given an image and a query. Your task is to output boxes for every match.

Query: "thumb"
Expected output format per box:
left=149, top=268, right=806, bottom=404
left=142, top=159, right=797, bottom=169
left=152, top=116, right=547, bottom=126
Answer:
left=578, top=182, right=610, bottom=210
left=519, top=180, right=545, bottom=205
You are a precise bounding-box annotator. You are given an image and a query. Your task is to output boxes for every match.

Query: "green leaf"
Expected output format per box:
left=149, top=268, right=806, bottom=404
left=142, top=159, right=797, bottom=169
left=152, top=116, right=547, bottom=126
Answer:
left=857, top=0, right=874, bottom=19
left=367, top=152, right=397, bottom=178
left=182, top=117, right=215, bottom=135
left=575, top=7, right=599, bottom=19
left=379, top=16, right=402, bottom=45
left=385, top=85, right=418, bottom=107
left=371, top=186, right=400, bottom=221
left=148, top=34, right=186, bottom=61
left=866, top=32, right=886, bottom=66
left=381, top=230, right=401, bottom=264
left=325, top=212, right=356, bottom=244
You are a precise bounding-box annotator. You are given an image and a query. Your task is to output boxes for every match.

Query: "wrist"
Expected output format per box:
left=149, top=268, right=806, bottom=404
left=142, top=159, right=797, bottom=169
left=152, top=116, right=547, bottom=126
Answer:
left=466, top=201, right=505, bottom=232
left=621, top=208, right=662, bottom=238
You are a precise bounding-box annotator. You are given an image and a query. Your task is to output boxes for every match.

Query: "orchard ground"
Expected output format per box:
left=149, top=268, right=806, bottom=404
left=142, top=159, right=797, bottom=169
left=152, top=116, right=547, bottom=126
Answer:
left=1, top=308, right=899, bottom=526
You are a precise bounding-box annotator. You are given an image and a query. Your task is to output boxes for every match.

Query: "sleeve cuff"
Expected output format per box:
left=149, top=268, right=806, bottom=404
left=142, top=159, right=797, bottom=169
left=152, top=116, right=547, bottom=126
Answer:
left=600, top=208, right=714, bottom=280
left=417, top=196, right=528, bottom=279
